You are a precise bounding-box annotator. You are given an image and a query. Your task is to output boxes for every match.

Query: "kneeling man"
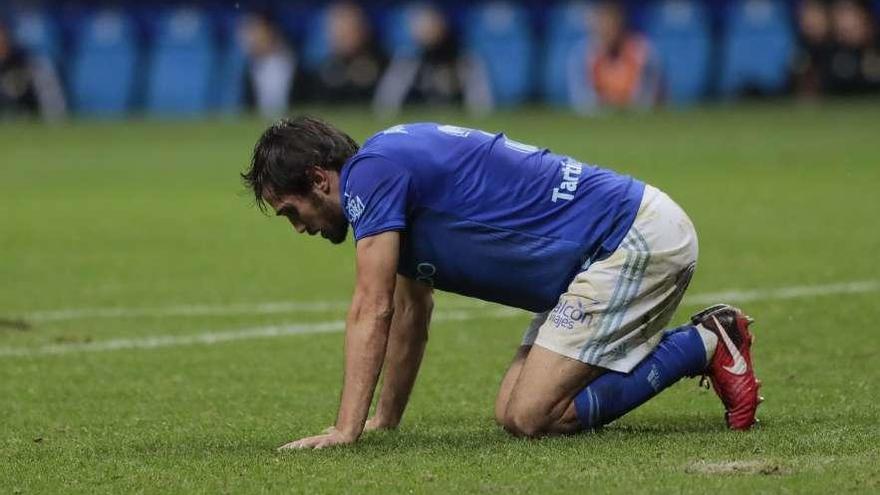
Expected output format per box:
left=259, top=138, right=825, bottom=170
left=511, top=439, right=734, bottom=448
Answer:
left=241, top=117, right=763, bottom=450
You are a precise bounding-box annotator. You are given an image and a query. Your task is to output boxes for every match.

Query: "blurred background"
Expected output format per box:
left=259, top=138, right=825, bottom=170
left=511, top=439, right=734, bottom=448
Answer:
left=3, top=3, right=880, bottom=489
left=2, top=0, right=880, bottom=121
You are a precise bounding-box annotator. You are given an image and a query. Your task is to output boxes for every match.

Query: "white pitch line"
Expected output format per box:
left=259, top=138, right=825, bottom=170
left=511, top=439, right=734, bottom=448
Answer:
left=0, top=320, right=348, bottom=358
left=13, top=279, right=880, bottom=324
left=1, top=280, right=877, bottom=359
left=684, top=280, right=880, bottom=306
left=21, top=298, right=491, bottom=323
left=0, top=307, right=524, bottom=358
left=24, top=300, right=352, bottom=322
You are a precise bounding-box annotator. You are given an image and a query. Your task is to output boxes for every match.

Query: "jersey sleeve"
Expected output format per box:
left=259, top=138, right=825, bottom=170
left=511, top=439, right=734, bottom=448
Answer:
left=343, top=155, right=413, bottom=241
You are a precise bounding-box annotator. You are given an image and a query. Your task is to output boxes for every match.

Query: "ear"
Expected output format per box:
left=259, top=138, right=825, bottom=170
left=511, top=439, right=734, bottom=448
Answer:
left=308, top=167, right=331, bottom=194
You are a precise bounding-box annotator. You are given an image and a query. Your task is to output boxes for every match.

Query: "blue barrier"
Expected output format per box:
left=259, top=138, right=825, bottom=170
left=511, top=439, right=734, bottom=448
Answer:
left=5, top=0, right=876, bottom=117
left=464, top=2, right=535, bottom=106
left=645, top=0, right=712, bottom=104
left=542, top=1, right=594, bottom=106
left=719, top=0, right=795, bottom=96
left=145, top=8, right=216, bottom=117
left=69, top=9, right=138, bottom=116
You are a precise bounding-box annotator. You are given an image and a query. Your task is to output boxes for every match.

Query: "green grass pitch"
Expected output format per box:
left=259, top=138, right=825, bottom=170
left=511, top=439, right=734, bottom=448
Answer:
left=2, top=101, right=879, bottom=493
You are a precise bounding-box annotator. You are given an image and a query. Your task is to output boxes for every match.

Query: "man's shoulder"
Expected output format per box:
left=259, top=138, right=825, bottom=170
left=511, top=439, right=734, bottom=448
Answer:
left=346, top=152, right=407, bottom=178
left=350, top=123, right=444, bottom=172
left=362, top=122, right=441, bottom=146
left=342, top=151, right=414, bottom=195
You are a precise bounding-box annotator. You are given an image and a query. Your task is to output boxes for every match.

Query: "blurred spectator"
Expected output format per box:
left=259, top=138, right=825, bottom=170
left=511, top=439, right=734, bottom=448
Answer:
left=827, top=0, right=880, bottom=94
left=373, top=4, right=492, bottom=115
left=793, top=0, right=833, bottom=97
left=241, top=12, right=297, bottom=118
left=310, top=2, right=386, bottom=104
left=570, top=1, right=660, bottom=114
left=0, top=19, right=66, bottom=121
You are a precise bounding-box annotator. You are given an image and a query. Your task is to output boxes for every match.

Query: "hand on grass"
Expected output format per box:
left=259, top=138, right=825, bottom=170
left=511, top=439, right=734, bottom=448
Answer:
left=277, top=427, right=356, bottom=451
left=364, top=416, right=398, bottom=431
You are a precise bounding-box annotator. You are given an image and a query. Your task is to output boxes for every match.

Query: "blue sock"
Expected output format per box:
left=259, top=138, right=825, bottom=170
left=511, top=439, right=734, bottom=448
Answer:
left=574, top=326, right=707, bottom=429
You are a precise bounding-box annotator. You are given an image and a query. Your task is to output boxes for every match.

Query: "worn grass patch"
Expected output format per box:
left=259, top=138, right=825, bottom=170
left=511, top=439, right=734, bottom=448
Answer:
left=684, top=460, right=791, bottom=476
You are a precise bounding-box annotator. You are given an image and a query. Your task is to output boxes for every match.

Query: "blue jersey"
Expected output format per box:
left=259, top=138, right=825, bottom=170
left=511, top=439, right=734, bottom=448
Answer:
left=339, top=123, right=645, bottom=313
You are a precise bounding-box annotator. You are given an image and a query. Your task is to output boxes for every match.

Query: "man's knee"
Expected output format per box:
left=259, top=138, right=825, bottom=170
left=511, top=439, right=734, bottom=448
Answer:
left=494, top=345, right=531, bottom=427
left=495, top=344, right=597, bottom=437
left=500, top=395, right=586, bottom=437
left=493, top=398, right=508, bottom=428
left=499, top=404, right=552, bottom=438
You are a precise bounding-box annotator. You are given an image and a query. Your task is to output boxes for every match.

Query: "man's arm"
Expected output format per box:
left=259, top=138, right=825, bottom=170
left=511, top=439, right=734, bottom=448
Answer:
left=279, top=231, right=399, bottom=450
left=367, top=275, right=434, bottom=430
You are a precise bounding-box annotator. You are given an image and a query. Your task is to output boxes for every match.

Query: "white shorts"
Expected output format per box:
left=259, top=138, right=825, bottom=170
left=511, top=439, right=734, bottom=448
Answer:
left=522, top=185, right=699, bottom=373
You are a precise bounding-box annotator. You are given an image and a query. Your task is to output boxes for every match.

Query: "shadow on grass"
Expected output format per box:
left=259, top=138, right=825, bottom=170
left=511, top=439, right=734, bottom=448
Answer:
left=340, top=412, right=731, bottom=454
left=606, top=414, right=734, bottom=435
left=122, top=412, right=744, bottom=461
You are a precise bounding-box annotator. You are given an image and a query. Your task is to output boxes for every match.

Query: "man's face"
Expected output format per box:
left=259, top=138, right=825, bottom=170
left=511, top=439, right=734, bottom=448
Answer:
left=266, top=189, right=349, bottom=245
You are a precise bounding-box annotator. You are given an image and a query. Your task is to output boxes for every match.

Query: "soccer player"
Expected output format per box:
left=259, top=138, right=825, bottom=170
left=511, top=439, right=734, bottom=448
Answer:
left=241, top=117, right=763, bottom=450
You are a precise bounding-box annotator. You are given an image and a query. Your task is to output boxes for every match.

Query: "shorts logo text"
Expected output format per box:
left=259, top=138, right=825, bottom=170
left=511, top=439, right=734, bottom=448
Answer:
left=416, top=262, right=437, bottom=286
left=551, top=159, right=583, bottom=203
left=548, top=299, right=590, bottom=330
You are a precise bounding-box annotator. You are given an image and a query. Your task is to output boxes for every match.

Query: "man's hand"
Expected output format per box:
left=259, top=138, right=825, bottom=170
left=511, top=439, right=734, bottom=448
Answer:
left=314, top=418, right=395, bottom=435
left=277, top=427, right=355, bottom=451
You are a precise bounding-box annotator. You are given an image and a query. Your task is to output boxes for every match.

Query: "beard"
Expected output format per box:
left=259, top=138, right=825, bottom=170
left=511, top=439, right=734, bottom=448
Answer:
left=313, top=193, right=349, bottom=245
left=323, top=219, right=348, bottom=244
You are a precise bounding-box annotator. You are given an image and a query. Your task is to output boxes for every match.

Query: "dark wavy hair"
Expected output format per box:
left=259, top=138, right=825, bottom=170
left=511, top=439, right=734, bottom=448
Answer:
left=242, top=116, right=359, bottom=212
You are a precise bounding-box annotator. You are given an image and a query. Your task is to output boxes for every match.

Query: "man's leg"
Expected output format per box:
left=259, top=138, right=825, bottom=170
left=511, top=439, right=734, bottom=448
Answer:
left=571, top=325, right=711, bottom=429
left=497, top=185, right=710, bottom=436
left=499, top=325, right=714, bottom=437
left=495, top=310, right=547, bottom=426
left=494, top=345, right=531, bottom=426
left=499, top=344, right=602, bottom=436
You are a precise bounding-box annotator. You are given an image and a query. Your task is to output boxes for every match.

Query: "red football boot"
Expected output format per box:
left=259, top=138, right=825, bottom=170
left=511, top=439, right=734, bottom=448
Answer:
left=691, top=304, right=763, bottom=430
